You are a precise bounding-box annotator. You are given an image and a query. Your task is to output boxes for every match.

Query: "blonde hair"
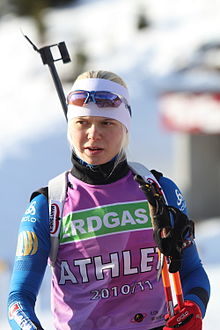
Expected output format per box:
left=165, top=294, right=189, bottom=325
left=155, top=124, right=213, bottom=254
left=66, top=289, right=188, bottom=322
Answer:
left=76, top=70, right=128, bottom=89
left=67, top=70, right=129, bottom=165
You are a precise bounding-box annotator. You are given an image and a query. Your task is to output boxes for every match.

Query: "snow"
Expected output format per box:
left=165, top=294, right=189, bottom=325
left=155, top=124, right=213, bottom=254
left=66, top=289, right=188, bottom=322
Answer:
left=195, top=219, right=220, bottom=329
left=0, top=0, right=220, bottom=328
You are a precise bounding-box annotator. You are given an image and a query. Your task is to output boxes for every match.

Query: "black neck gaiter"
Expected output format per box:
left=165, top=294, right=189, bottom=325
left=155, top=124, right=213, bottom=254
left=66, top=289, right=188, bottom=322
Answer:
left=70, top=152, right=130, bottom=185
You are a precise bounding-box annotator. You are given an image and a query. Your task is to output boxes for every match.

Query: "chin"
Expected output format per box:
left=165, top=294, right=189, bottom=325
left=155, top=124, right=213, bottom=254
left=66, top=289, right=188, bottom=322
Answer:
left=86, top=158, right=110, bottom=166
left=89, top=160, right=105, bottom=165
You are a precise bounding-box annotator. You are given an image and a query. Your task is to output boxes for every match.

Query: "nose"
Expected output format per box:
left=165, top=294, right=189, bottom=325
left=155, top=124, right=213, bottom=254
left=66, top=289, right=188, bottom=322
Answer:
left=87, top=124, right=101, bottom=140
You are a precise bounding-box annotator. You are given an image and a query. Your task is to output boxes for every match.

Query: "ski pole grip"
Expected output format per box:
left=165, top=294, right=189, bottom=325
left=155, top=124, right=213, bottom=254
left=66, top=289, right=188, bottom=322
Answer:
left=39, top=46, right=54, bottom=65
left=38, top=42, right=71, bottom=66
left=23, top=34, right=70, bottom=120
left=58, top=42, right=71, bottom=63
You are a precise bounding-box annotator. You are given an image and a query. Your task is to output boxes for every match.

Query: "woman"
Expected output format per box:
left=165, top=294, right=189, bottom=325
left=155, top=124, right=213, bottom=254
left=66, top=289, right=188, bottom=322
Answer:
left=8, top=70, right=210, bottom=330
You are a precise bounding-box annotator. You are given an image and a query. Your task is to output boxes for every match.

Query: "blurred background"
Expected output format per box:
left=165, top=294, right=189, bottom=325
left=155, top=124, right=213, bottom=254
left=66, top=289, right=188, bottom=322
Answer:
left=0, top=0, right=219, bottom=328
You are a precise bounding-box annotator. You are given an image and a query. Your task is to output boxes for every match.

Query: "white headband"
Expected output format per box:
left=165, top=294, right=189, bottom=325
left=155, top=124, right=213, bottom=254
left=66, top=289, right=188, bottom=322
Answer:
left=67, top=78, right=131, bottom=131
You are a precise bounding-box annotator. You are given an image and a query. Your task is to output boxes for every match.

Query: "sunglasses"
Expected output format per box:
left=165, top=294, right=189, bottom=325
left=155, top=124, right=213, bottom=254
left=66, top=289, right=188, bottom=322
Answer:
left=67, top=90, right=131, bottom=115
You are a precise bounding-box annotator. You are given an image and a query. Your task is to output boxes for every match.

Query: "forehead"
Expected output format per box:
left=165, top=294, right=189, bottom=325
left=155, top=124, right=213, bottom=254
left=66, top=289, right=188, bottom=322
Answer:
left=74, top=116, right=119, bottom=122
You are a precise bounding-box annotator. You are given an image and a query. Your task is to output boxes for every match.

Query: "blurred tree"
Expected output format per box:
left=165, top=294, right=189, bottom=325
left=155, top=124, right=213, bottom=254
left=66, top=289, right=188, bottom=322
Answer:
left=136, top=8, right=151, bottom=30
left=62, top=47, right=88, bottom=84
left=0, top=0, right=11, bottom=17
left=73, top=49, right=88, bottom=80
left=9, top=0, right=77, bottom=16
left=8, top=0, right=78, bottom=41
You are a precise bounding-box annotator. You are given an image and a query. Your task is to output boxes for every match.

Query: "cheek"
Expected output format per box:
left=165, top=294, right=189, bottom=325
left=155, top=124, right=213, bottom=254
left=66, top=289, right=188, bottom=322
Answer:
left=69, top=129, right=83, bottom=148
left=109, top=128, right=125, bottom=148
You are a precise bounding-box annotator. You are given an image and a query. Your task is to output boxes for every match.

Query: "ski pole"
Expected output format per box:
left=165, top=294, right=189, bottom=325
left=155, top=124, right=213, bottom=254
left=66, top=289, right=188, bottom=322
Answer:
left=134, top=175, right=185, bottom=316
left=159, top=251, right=184, bottom=316
left=171, top=271, right=184, bottom=310
left=159, top=251, right=175, bottom=317
left=23, top=34, right=71, bottom=120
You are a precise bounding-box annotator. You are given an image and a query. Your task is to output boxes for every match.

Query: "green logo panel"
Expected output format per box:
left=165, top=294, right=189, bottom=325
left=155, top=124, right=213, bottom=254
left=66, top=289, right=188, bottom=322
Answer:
left=60, top=201, right=152, bottom=243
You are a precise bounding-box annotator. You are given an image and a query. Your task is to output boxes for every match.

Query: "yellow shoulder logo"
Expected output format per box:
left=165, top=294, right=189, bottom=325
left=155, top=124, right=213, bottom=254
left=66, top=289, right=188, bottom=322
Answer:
left=16, top=231, right=38, bottom=256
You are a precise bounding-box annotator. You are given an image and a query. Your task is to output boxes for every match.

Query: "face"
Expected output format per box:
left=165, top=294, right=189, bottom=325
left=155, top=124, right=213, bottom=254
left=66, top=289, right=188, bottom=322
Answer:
left=69, top=116, right=125, bottom=165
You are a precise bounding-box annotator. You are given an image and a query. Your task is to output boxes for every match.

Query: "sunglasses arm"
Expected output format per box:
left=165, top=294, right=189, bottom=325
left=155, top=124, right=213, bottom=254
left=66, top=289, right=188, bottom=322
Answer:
left=23, top=34, right=71, bottom=121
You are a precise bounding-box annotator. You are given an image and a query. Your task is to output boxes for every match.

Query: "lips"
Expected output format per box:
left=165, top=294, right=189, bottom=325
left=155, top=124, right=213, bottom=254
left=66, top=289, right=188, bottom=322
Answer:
left=85, top=146, right=103, bottom=151
left=84, top=146, right=104, bottom=155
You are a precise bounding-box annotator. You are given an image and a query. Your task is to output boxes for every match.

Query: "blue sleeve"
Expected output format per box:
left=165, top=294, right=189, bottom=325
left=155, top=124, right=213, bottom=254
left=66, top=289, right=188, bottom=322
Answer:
left=7, top=194, right=50, bottom=329
left=180, top=243, right=210, bottom=318
left=158, top=176, right=210, bottom=318
left=158, top=176, right=188, bottom=215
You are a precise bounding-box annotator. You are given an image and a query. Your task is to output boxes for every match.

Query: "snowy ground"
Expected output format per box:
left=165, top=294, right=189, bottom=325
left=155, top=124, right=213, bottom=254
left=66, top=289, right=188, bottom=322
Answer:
left=1, top=0, right=220, bottom=328
left=196, top=219, right=220, bottom=329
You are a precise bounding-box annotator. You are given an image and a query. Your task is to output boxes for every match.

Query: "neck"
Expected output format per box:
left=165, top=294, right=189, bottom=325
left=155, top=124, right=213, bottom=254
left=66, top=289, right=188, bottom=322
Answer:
left=70, top=152, right=130, bottom=184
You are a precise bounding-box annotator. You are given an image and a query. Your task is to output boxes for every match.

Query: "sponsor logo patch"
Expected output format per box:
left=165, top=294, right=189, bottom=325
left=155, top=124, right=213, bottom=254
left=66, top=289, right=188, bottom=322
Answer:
left=25, top=201, right=36, bottom=216
left=60, top=200, right=151, bottom=243
left=9, top=302, right=37, bottom=329
left=16, top=231, right=38, bottom=256
left=49, top=202, right=61, bottom=235
left=9, top=302, right=22, bottom=319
